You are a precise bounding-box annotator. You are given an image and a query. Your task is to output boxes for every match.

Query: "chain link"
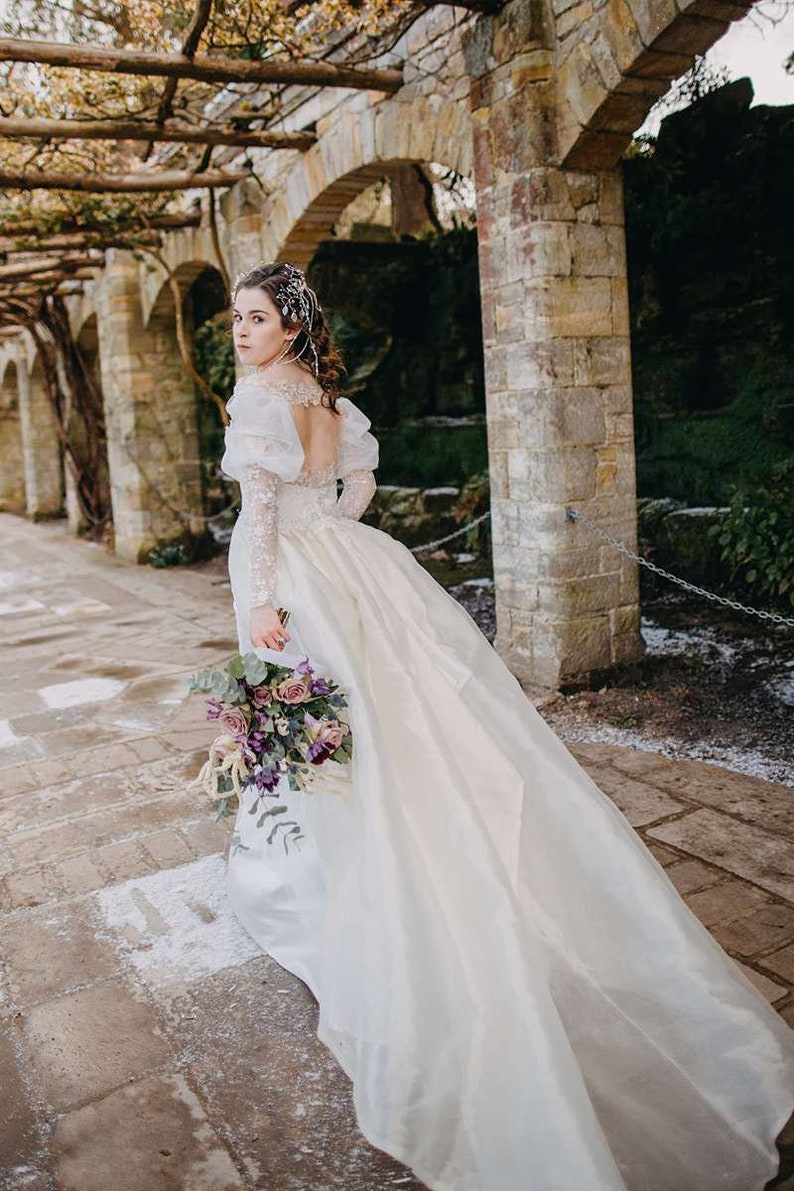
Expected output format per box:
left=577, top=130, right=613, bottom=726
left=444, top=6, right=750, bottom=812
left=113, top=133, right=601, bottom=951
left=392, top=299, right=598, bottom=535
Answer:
left=409, top=511, right=491, bottom=555
left=565, top=508, right=794, bottom=628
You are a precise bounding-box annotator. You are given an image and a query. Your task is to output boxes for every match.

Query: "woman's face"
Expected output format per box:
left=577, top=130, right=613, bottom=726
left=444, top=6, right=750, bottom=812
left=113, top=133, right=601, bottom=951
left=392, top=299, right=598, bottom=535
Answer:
left=232, top=286, right=296, bottom=368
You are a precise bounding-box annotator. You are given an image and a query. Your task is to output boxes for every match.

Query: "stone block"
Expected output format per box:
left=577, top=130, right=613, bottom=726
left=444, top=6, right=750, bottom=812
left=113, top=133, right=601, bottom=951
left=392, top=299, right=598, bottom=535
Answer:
left=559, top=388, right=607, bottom=443
left=509, top=170, right=576, bottom=224
left=569, top=223, right=626, bottom=277
left=683, top=879, right=772, bottom=928
left=758, top=943, right=794, bottom=986
left=572, top=336, right=631, bottom=385
left=0, top=1027, right=41, bottom=1183
left=139, top=830, right=195, bottom=869
left=548, top=277, right=614, bottom=337
left=711, top=903, right=794, bottom=959
left=599, top=774, right=685, bottom=826
left=182, top=818, right=232, bottom=858
left=641, top=760, right=794, bottom=840
left=506, top=223, right=573, bottom=282
left=96, top=840, right=157, bottom=883
left=5, top=867, right=56, bottom=910
left=665, top=857, right=726, bottom=895
left=22, top=980, right=172, bottom=1110
left=56, top=853, right=107, bottom=896
left=51, top=1072, right=242, bottom=1191
left=736, top=964, right=787, bottom=1004
left=0, top=900, right=118, bottom=1005
left=650, top=12, right=729, bottom=54
left=649, top=809, right=793, bottom=902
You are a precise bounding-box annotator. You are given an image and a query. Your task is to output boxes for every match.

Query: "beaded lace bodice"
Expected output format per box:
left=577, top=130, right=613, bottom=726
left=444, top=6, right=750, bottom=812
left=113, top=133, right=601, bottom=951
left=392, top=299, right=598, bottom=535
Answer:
left=221, top=372, right=379, bottom=609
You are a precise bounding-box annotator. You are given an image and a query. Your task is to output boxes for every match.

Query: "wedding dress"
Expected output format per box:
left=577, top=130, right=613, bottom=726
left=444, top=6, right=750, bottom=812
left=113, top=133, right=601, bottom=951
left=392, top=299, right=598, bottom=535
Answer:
left=221, top=368, right=793, bottom=1191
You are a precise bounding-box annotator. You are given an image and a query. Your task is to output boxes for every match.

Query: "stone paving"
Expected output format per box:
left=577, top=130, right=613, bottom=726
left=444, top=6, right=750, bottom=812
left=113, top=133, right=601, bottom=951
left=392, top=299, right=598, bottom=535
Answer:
left=0, top=512, right=792, bottom=1191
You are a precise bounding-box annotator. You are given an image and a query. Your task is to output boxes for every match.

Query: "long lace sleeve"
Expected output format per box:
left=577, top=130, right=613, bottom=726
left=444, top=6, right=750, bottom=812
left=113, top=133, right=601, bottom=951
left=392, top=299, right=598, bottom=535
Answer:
left=239, top=463, right=279, bottom=607
left=336, top=469, right=376, bottom=521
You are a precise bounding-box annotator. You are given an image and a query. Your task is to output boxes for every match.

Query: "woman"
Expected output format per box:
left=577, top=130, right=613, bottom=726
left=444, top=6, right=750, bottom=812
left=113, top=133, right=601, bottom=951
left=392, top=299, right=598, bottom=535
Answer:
left=221, top=261, right=793, bottom=1191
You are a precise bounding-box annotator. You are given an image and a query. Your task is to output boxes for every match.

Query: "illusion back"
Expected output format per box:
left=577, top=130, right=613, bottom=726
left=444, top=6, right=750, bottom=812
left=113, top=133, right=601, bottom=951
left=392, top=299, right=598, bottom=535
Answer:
left=221, top=371, right=379, bottom=606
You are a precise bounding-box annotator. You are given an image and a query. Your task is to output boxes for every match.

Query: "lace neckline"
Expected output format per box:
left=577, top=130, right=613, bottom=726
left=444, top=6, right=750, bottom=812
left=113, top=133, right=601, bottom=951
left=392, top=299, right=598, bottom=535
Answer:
left=240, top=370, right=324, bottom=406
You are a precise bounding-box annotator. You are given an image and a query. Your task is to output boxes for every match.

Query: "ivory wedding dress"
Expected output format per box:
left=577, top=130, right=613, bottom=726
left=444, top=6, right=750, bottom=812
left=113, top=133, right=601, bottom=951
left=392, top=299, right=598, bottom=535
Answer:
left=221, top=368, right=793, bottom=1191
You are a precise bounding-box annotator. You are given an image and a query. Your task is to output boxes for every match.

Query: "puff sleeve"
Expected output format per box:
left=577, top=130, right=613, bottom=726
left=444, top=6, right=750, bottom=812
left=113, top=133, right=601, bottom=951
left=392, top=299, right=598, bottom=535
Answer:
left=220, top=378, right=304, bottom=486
left=221, top=380, right=304, bottom=609
left=335, top=397, right=379, bottom=521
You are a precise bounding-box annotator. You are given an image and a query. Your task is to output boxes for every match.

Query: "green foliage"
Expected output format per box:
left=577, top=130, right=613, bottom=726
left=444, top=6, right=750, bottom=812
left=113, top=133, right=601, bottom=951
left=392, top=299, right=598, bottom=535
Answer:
left=623, top=80, right=794, bottom=505
left=194, top=315, right=235, bottom=399
left=709, top=458, right=794, bottom=610
left=148, top=542, right=191, bottom=568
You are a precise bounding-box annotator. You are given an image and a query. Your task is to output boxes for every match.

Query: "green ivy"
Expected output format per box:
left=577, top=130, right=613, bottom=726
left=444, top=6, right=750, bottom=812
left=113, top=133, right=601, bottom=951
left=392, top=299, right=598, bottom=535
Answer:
left=708, top=458, right=794, bottom=610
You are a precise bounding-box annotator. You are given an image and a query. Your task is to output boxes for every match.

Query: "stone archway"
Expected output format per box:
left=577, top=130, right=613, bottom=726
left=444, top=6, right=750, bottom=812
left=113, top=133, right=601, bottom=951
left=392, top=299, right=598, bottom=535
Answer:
left=0, top=360, right=25, bottom=513
left=555, top=0, right=756, bottom=169
left=261, top=95, right=473, bottom=266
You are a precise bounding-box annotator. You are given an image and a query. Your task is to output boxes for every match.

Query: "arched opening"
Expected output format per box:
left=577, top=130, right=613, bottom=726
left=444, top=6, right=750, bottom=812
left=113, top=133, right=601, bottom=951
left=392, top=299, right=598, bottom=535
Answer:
left=0, top=361, right=25, bottom=513
left=64, top=313, right=111, bottom=537
left=284, top=160, right=492, bottom=622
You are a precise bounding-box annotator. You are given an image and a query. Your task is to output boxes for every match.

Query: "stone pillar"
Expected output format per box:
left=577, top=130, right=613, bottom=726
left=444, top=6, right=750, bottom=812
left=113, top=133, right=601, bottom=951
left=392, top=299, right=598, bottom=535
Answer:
left=18, top=359, right=64, bottom=520
left=96, top=250, right=205, bottom=563
left=464, top=3, right=644, bottom=690
left=0, top=360, right=26, bottom=513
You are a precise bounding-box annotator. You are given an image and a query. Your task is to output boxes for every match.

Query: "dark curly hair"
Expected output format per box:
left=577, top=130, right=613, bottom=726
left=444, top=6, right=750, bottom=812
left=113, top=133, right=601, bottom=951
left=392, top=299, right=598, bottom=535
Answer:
left=231, top=262, right=346, bottom=413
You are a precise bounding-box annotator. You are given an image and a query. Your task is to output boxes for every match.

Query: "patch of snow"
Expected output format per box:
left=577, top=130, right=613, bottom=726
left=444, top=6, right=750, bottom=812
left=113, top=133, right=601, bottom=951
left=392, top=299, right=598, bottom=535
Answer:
left=38, top=676, right=127, bottom=709
left=459, top=577, right=494, bottom=589
left=765, top=671, right=794, bottom=708
left=50, top=597, right=112, bottom=616
left=0, top=719, right=22, bottom=749
left=93, top=853, right=262, bottom=992
left=558, top=722, right=794, bottom=788
left=640, top=618, right=748, bottom=665
left=0, top=594, right=46, bottom=616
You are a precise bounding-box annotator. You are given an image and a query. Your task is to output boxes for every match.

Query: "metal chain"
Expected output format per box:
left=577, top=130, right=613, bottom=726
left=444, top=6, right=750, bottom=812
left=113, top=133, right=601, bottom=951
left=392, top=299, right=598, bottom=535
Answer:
left=565, top=508, right=794, bottom=628
left=410, top=511, right=491, bottom=555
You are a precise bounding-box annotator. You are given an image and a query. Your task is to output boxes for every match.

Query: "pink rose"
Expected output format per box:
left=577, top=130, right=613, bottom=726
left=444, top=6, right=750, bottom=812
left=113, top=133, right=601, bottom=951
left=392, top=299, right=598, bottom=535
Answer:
left=276, top=677, right=312, bottom=704
left=251, top=685, right=273, bottom=708
left=219, top=706, right=250, bottom=739
left=315, top=720, right=346, bottom=751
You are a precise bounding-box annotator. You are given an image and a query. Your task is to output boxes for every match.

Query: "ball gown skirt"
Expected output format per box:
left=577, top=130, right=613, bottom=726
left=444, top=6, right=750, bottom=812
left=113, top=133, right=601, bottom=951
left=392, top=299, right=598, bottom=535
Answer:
left=224, top=486, right=794, bottom=1191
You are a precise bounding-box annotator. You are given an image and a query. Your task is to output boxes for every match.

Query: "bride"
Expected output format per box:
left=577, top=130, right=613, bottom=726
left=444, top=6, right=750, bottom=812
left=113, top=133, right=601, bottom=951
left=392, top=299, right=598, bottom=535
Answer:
left=221, top=261, right=793, bottom=1191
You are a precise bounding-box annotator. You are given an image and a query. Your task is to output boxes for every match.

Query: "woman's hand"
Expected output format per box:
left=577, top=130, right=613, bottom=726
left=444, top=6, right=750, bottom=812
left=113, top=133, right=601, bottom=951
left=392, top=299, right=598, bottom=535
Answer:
left=250, top=604, right=292, bottom=651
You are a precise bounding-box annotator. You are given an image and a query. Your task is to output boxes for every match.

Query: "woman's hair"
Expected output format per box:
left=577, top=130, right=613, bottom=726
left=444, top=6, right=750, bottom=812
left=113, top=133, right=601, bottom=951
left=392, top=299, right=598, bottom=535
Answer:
left=231, top=261, right=346, bottom=413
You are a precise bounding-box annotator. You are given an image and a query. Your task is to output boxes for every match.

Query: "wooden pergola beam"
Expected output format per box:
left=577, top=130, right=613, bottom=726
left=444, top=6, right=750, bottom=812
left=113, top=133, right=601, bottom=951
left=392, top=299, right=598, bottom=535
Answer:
left=0, top=210, right=201, bottom=236
left=0, top=254, right=103, bottom=280
left=0, top=167, right=249, bottom=192
left=0, top=116, right=316, bottom=150
left=0, top=37, right=403, bottom=93
left=0, top=229, right=163, bottom=253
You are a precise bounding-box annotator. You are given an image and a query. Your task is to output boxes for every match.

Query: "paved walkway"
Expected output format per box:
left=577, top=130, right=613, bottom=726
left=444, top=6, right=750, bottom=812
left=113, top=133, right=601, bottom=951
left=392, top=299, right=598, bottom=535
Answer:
left=0, top=513, right=791, bottom=1191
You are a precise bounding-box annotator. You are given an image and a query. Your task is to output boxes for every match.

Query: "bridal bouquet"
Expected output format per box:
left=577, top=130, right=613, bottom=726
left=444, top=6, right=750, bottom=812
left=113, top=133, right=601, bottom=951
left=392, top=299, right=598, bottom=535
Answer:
left=188, top=652, right=352, bottom=852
